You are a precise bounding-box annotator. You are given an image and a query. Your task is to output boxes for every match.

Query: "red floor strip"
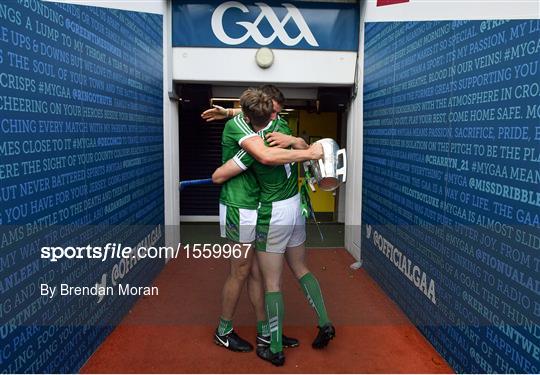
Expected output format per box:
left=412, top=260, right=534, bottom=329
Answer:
left=81, top=249, right=452, bottom=373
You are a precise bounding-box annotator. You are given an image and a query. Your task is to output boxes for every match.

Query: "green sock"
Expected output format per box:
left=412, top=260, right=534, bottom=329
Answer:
left=299, top=272, right=331, bottom=327
left=265, top=291, right=284, bottom=353
left=217, top=317, right=233, bottom=336
left=257, top=320, right=270, bottom=337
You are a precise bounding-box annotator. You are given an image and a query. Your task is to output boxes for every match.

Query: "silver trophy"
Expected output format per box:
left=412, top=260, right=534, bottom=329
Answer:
left=304, top=138, right=347, bottom=192
left=301, top=138, right=347, bottom=241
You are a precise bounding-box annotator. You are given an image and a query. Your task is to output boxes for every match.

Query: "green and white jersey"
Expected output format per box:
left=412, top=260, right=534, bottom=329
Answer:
left=230, top=116, right=286, bottom=170
left=219, top=114, right=259, bottom=209
left=251, top=120, right=299, bottom=205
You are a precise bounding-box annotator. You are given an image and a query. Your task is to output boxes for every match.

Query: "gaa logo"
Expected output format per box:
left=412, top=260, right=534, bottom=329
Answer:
left=211, top=1, right=319, bottom=47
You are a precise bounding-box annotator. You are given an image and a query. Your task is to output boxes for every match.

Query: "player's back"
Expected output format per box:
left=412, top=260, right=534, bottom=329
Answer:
left=252, top=121, right=299, bottom=204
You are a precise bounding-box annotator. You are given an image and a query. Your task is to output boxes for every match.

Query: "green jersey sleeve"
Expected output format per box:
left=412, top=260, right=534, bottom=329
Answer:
left=232, top=149, right=255, bottom=170
left=222, top=114, right=257, bottom=147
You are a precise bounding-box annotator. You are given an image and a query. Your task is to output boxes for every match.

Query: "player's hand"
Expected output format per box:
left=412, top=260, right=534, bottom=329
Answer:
left=266, top=132, right=294, bottom=148
left=308, top=143, right=324, bottom=160
left=201, top=105, right=227, bottom=122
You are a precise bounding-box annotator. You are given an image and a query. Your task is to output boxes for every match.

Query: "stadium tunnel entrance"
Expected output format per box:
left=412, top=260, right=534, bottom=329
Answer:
left=176, top=83, right=351, bottom=247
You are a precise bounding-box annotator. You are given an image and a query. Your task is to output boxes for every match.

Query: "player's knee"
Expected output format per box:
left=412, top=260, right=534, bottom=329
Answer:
left=249, top=263, right=262, bottom=280
left=231, top=260, right=251, bottom=281
left=248, top=269, right=261, bottom=284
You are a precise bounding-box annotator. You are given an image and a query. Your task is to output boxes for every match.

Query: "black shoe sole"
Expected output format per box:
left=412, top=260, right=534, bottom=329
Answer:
left=257, top=342, right=299, bottom=349
left=256, top=350, right=285, bottom=366
left=256, top=336, right=300, bottom=349
left=285, top=341, right=299, bottom=348
left=213, top=337, right=253, bottom=352
left=312, top=331, right=335, bottom=349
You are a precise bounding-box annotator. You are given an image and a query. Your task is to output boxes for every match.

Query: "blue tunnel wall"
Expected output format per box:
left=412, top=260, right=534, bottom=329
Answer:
left=0, top=1, right=163, bottom=372
left=362, top=20, right=539, bottom=373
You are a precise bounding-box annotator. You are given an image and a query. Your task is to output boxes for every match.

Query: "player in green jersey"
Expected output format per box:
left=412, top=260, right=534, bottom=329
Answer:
left=213, top=89, right=335, bottom=367
left=211, top=87, right=322, bottom=353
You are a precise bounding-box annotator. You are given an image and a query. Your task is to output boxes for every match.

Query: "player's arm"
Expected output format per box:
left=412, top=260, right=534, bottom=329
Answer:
left=201, top=105, right=242, bottom=122
left=212, top=158, right=243, bottom=184
left=212, top=148, right=252, bottom=184
left=265, top=132, right=309, bottom=149
left=241, top=136, right=322, bottom=165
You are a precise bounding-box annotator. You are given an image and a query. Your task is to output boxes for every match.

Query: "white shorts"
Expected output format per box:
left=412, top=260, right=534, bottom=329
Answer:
left=219, top=203, right=257, bottom=243
left=256, top=193, right=306, bottom=253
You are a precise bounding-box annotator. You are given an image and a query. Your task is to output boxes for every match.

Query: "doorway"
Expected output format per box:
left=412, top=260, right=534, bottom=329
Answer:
left=177, top=84, right=349, bottom=246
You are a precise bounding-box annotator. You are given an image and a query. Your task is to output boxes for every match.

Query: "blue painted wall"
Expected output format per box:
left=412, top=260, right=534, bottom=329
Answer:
left=0, top=1, right=163, bottom=372
left=362, top=20, right=539, bottom=373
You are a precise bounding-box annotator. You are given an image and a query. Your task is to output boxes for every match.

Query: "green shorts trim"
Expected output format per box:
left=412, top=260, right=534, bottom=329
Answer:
left=219, top=203, right=257, bottom=243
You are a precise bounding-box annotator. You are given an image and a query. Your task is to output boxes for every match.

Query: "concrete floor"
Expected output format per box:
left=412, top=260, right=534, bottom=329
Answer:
left=81, top=248, right=452, bottom=373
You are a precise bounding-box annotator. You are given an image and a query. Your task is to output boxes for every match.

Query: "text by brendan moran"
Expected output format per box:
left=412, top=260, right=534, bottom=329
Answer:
left=40, top=283, right=159, bottom=298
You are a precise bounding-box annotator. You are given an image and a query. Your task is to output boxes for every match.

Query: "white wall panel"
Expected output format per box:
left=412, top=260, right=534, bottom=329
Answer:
left=173, top=48, right=357, bottom=85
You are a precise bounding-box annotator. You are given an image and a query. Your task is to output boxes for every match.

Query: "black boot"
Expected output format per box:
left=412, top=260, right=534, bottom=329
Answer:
left=214, top=330, right=253, bottom=352
left=256, top=346, right=285, bottom=366
left=312, top=323, right=335, bottom=349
